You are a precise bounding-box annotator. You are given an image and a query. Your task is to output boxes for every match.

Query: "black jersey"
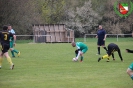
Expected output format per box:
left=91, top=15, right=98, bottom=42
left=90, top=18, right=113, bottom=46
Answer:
left=0, top=30, right=13, bottom=44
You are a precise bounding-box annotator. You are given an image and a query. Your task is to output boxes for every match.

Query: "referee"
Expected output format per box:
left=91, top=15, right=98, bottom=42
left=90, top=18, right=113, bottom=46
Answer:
left=98, top=43, right=123, bottom=62
left=96, top=25, right=107, bottom=55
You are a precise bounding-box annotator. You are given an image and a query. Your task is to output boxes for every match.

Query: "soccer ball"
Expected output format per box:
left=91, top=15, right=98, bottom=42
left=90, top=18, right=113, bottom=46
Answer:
left=72, top=58, right=78, bottom=62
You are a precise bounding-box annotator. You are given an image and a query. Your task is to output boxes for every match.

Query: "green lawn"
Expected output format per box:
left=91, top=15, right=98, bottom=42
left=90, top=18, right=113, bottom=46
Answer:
left=0, top=38, right=133, bottom=88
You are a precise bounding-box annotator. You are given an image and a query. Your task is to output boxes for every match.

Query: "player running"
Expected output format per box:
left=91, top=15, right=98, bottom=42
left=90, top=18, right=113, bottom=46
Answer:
left=8, top=25, right=20, bottom=57
left=71, top=42, right=88, bottom=62
left=98, top=43, right=123, bottom=62
left=126, top=49, right=133, bottom=80
left=0, top=25, right=15, bottom=69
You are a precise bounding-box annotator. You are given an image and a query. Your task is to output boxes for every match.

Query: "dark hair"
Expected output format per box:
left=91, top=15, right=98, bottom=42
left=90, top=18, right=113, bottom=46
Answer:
left=3, top=25, right=8, bottom=30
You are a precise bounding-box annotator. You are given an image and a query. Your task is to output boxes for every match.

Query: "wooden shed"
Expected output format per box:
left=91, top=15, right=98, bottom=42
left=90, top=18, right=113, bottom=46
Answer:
left=32, top=24, right=74, bottom=43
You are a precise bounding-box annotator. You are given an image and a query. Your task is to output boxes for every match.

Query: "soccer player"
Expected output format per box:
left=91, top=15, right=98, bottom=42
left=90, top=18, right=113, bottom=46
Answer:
left=0, top=25, right=15, bottom=69
left=96, top=25, right=107, bottom=55
left=126, top=49, right=133, bottom=80
left=71, top=42, right=88, bottom=62
left=98, top=43, right=123, bottom=62
left=8, top=25, right=20, bottom=57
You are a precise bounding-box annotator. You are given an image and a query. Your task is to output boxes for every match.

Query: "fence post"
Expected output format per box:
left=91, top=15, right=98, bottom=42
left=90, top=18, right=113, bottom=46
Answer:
left=117, top=34, right=118, bottom=42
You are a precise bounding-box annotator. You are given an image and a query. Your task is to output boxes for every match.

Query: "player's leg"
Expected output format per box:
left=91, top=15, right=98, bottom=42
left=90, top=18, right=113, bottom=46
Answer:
left=10, top=41, right=20, bottom=57
left=127, top=63, right=133, bottom=80
left=10, top=41, right=15, bottom=57
left=4, top=52, right=14, bottom=69
left=75, top=50, right=78, bottom=57
left=112, top=53, right=115, bottom=60
left=97, top=40, right=101, bottom=55
left=80, top=47, right=88, bottom=62
left=101, top=40, right=107, bottom=51
left=98, top=54, right=110, bottom=62
left=12, top=49, right=20, bottom=57
left=3, top=44, right=14, bottom=69
left=0, top=52, right=4, bottom=69
left=117, top=49, right=123, bottom=62
left=98, top=47, right=111, bottom=62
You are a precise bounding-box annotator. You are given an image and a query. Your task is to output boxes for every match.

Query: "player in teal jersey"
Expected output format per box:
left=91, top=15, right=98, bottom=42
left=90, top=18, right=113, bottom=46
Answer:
left=71, top=42, right=88, bottom=62
left=8, top=25, right=20, bottom=57
left=126, top=49, right=133, bottom=80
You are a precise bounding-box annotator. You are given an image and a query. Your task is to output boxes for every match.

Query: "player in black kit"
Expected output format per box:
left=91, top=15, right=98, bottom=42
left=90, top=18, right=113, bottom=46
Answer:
left=98, top=43, right=123, bottom=62
left=0, top=25, right=15, bottom=70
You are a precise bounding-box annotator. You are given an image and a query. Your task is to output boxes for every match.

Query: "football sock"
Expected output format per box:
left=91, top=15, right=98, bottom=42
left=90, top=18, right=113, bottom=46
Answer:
left=102, top=54, right=109, bottom=59
left=131, top=75, right=133, bottom=80
left=81, top=56, right=83, bottom=61
left=103, top=47, right=107, bottom=51
left=98, top=47, right=100, bottom=54
left=76, top=51, right=81, bottom=59
left=13, top=49, right=19, bottom=53
left=0, top=57, right=3, bottom=66
left=7, top=57, right=13, bottom=66
left=11, top=51, right=15, bottom=57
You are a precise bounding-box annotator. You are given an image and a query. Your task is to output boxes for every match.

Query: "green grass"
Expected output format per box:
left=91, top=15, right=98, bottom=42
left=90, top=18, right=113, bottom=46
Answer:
left=0, top=38, right=133, bottom=88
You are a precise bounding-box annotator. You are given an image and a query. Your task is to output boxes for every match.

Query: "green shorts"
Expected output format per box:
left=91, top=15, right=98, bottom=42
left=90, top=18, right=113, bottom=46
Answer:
left=10, top=41, right=14, bottom=48
left=82, top=47, right=88, bottom=54
left=128, top=63, right=133, bottom=70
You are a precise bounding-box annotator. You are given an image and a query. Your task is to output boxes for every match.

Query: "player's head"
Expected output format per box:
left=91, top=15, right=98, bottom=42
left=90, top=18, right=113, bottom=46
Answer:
left=71, top=42, right=76, bottom=47
left=99, top=25, right=102, bottom=29
left=3, top=25, right=8, bottom=30
left=7, top=24, right=12, bottom=30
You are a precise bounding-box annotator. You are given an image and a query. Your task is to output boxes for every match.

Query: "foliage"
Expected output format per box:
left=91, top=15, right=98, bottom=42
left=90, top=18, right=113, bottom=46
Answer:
left=0, top=0, right=133, bottom=35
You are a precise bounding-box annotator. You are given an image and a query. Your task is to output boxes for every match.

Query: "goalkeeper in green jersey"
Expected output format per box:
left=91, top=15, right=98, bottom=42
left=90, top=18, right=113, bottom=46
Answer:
left=126, top=49, right=133, bottom=80
left=8, top=25, right=20, bottom=57
left=71, top=42, right=88, bottom=62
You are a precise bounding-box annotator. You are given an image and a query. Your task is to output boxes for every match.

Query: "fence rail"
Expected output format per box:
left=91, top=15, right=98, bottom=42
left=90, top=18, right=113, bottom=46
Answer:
left=84, top=34, right=132, bottom=42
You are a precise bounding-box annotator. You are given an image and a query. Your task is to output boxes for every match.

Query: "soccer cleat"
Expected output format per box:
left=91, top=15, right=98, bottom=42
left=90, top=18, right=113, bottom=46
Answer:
left=17, top=51, right=20, bottom=57
left=80, top=60, right=83, bottom=62
left=98, top=58, right=101, bottom=62
left=12, top=56, right=15, bottom=58
left=10, top=64, right=14, bottom=70
left=0, top=66, right=1, bottom=69
left=106, top=60, right=110, bottom=62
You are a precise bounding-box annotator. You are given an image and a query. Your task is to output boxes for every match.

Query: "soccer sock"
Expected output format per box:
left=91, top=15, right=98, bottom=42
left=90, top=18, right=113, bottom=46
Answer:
left=131, top=75, right=133, bottom=80
left=102, top=54, right=109, bottom=59
left=98, top=47, right=100, bottom=54
left=11, top=51, right=15, bottom=57
left=7, top=57, right=13, bottom=66
left=0, top=57, right=3, bottom=66
left=76, top=51, right=81, bottom=59
left=80, top=56, right=83, bottom=61
left=13, top=49, right=19, bottom=53
left=103, top=47, right=107, bottom=51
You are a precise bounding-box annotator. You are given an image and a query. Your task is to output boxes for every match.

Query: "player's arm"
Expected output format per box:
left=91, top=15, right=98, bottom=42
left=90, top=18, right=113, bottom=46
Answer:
left=126, top=49, right=133, bottom=53
left=13, top=35, right=16, bottom=46
left=103, top=30, right=107, bottom=41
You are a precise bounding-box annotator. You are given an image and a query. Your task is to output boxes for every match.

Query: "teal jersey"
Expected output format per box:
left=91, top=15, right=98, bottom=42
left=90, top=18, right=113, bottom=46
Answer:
left=129, top=63, right=133, bottom=70
left=9, top=29, right=15, bottom=41
left=76, top=42, right=87, bottom=50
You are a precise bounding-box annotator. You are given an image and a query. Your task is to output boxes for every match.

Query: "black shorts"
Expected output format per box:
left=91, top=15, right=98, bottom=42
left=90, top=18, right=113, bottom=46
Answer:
left=1, top=43, right=10, bottom=53
left=97, top=39, right=105, bottom=46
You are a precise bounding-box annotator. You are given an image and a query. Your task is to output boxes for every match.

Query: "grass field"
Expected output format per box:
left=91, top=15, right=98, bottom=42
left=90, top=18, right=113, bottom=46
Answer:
left=0, top=38, right=133, bottom=88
